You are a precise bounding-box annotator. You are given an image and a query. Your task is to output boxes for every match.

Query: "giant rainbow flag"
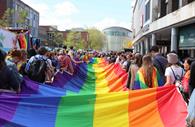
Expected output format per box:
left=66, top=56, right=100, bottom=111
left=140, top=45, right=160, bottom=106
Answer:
left=0, top=58, right=187, bottom=127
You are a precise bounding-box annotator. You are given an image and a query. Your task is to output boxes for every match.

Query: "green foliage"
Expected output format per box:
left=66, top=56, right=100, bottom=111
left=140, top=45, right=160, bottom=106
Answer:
left=0, top=8, right=28, bottom=28
left=64, top=28, right=105, bottom=50
left=53, top=32, right=64, bottom=47
left=16, top=10, right=28, bottom=25
left=0, top=8, right=14, bottom=27
left=86, top=28, right=105, bottom=50
left=47, top=31, right=65, bottom=47
left=65, top=31, right=84, bottom=49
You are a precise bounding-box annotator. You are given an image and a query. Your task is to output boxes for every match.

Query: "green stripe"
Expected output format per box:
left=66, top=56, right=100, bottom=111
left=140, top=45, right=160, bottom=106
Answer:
left=136, top=71, right=148, bottom=89
left=93, top=58, right=98, bottom=64
left=55, top=63, right=96, bottom=127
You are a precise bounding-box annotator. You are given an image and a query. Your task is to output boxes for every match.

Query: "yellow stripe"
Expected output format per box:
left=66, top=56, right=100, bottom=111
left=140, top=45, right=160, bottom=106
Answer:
left=93, top=62, right=129, bottom=127
left=93, top=63, right=110, bottom=93
left=93, top=92, right=129, bottom=127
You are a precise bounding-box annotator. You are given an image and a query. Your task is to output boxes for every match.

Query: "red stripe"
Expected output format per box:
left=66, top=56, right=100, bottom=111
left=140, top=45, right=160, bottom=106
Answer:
left=156, top=86, right=187, bottom=127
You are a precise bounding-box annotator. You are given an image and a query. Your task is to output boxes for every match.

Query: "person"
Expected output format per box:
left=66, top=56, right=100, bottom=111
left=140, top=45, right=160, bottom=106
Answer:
left=5, top=49, right=23, bottom=82
left=18, top=50, right=28, bottom=76
left=26, top=47, right=54, bottom=83
left=164, top=53, right=184, bottom=86
left=63, top=45, right=67, bottom=51
left=0, top=49, right=21, bottom=93
left=58, top=50, right=74, bottom=75
left=120, top=54, right=127, bottom=70
left=68, top=46, right=83, bottom=64
left=189, top=61, right=195, bottom=97
left=68, top=46, right=74, bottom=59
left=126, top=53, right=142, bottom=89
left=6, top=49, right=22, bottom=70
left=133, top=55, right=163, bottom=90
left=27, top=48, right=37, bottom=59
left=150, top=45, right=168, bottom=85
left=115, top=52, right=121, bottom=64
left=182, top=58, right=194, bottom=99
left=186, top=89, right=195, bottom=127
left=125, top=53, right=133, bottom=73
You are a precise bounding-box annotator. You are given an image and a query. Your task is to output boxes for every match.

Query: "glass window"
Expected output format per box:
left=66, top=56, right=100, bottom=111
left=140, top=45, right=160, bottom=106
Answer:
left=179, top=24, right=195, bottom=49
left=145, top=0, right=150, bottom=22
left=15, top=4, right=18, bottom=11
left=115, top=31, right=119, bottom=36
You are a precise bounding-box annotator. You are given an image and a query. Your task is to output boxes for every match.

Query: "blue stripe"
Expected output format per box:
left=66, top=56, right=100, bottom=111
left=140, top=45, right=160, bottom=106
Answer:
left=10, top=85, right=65, bottom=127
left=4, top=63, right=88, bottom=126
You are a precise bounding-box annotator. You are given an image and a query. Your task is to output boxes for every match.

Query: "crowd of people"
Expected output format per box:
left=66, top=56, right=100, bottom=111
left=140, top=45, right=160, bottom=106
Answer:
left=0, top=46, right=87, bottom=92
left=0, top=45, right=195, bottom=96
left=104, top=45, right=195, bottom=127
left=104, top=46, right=194, bottom=98
left=0, top=45, right=195, bottom=126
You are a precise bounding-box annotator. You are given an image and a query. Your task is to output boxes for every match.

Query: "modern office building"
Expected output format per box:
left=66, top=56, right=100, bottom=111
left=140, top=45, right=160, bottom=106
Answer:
left=132, top=0, right=195, bottom=57
left=103, top=27, right=132, bottom=51
left=0, top=0, right=39, bottom=37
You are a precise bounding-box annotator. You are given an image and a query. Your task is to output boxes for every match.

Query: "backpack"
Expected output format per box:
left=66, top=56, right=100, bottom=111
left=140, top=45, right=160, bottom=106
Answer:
left=170, top=67, right=183, bottom=86
left=27, top=56, right=47, bottom=83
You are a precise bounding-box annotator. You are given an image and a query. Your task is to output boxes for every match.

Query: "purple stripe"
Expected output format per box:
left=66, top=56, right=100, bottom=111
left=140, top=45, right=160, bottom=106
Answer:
left=0, top=63, right=87, bottom=126
left=0, top=78, right=39, bottom=126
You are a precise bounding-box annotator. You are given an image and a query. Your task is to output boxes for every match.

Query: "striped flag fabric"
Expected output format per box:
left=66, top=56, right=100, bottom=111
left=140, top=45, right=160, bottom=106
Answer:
left=0, top=58, right=187, bottom=127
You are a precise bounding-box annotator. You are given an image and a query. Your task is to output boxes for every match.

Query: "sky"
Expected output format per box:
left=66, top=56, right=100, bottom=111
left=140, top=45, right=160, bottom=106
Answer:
left=21, top=0, right=136, bottom=31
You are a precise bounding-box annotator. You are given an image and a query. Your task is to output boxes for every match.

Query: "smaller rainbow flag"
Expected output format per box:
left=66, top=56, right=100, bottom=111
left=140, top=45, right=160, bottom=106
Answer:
left=134, top=67, right=163, bottom=89
left=18, top=31, right=30, bottom=50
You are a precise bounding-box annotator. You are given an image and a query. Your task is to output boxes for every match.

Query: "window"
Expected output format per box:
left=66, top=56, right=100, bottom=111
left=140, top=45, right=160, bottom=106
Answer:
left=145, top=1, right=150, bottom=22
left=48, top=33, right=53, bottom=40
left=15, top=4, right=18, bottom=11
left=165, top=1, right=168, bottom=15
left=179, top=0, right=182, bottom=8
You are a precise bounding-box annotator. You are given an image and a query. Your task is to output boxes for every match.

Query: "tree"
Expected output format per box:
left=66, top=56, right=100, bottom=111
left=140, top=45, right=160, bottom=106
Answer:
left=86, top=28, right=105, bottom=50
left=65, top=31, right=84, bottom=49
left=53, top=31, right=64, bottom=47
left=64, top=28, right=105, bottom=50
left=0, top=8, right=14, bottom=27
left=0, top=8, right=28, bottom=28
left=16, top=10, right=28, bottom=28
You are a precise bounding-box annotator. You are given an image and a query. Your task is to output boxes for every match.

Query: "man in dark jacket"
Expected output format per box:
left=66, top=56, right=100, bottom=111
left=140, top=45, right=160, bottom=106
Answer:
left=150, top=46, right=168, bottom=85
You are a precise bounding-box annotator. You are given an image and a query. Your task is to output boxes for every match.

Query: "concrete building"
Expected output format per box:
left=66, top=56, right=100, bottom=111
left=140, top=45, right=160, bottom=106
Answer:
left=132, top=0, right=195, bottom=57
left=103, top=27, right=132, bottom=51
left=0, top=0, right=39, bottom=37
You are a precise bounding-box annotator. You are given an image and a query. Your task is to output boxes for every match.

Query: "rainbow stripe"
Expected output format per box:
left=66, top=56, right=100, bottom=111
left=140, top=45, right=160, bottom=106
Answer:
left=18, top=32, right=29, bottom=50
left=134, top=67, right=163, bottom=89
left=0, top=58, right=187, bottom=127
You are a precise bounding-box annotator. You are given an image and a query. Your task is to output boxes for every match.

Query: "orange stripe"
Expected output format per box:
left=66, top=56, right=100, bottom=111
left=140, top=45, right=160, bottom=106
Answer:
left=128, top=88, right=164, bottom=127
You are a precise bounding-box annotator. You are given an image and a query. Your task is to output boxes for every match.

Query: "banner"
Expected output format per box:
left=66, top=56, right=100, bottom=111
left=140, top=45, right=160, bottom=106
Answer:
left=0, top=28, right=18, bottom=51
left=0, top=58, right=187, bottom=127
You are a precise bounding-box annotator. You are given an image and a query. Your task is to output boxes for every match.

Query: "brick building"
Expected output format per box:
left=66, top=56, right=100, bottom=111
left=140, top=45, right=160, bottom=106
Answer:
left=39, top=26, right=89, bottom=48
